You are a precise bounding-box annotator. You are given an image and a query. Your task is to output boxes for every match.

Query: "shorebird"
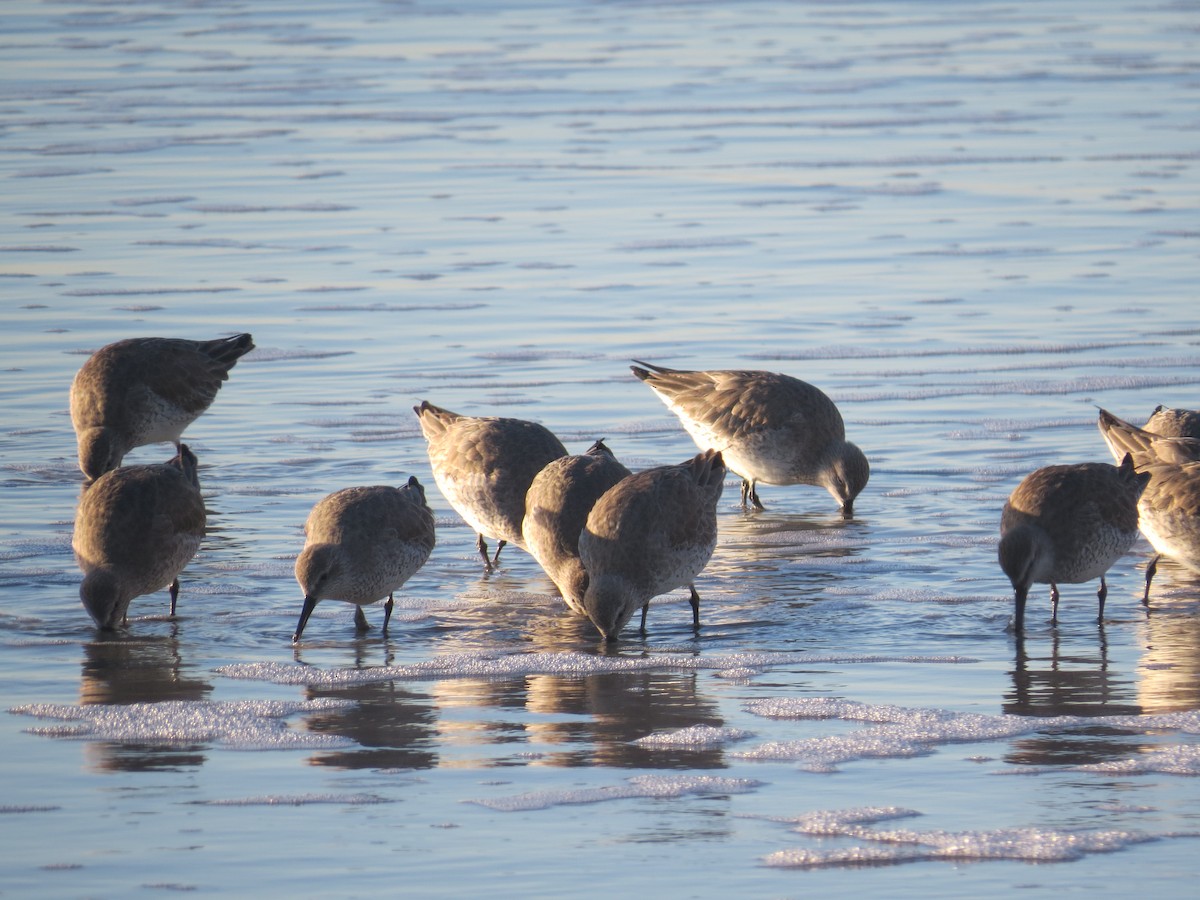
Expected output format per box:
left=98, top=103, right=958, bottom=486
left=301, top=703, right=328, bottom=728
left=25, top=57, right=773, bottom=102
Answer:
left=70, top=333, right=255, bottom=481
left=292, top=476, right=436, bottom=642
left=1131, top=459, right=1200, bottom=594
left=998, top=453, right=1149, bottom=632
left=1097, top=408, right=1200, bottom=469
left=577, top=448, right=726, bottom=641
left=1097, top=408, right=1200, bottom=600
left=522, top=439, right=632, bottom=615
left=1144, top=405, right=1200, bottom=440
left=414, top=400, right=566, bottom=570
left=72, top=445, right=206, bottom=629
left=629, top=360, right=868, bottom=514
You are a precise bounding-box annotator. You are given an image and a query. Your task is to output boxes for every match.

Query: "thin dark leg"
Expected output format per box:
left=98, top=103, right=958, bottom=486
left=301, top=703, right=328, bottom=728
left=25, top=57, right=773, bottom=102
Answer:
left=1013, top=587, right=1027, bottom=634
left=688, top=585, right=701, bottom=630
left=1050, top=583, right=1060, bottom=625
left=740, top=480, right=750, bottom=507
left=491, top=540, right=507, bottom=568
left=354, top=605, right=370, bottom=632
left=476, top=534, right=493, bottom=571
left=382, top=594, right=394, bottom=637
left=1143, top=554, right=1160, bottom=607
left=748, top=480, right=764, bottom=510
left=169, top=578, right=180, bottom=616
left=1097, top=575, right=1107, bottom=624
left=639, top=602, right=649, bottom=634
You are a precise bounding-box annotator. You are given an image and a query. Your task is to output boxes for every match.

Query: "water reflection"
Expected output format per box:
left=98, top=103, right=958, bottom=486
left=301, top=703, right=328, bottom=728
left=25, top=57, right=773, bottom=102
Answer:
left=715, top=510, right=870, bottom=570
left=526, top=670, right=726, bottom=768
left=1003, top=631, right=1143, bottom=767
left=303, top=680, right=439, bottom=770
left=428, top=581, right=617, bottom=652
left=79, top=629, right=212, bottom=772
left=432, top=667, right=725, bottom=769
left=1136, top=608, right=1200, bottom=714
left=1142, top=556, right=1200, bottom=610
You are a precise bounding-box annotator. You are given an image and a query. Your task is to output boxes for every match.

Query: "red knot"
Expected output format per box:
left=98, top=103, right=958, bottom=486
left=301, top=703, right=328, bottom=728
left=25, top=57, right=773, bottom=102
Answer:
left=1098, top=407, right=1200, bottom=601
left=522, top=439, right=632, bottom=616
left=630, top=360, right=867, bottom=514
left=578, top=448, right=726, bottom=641
left=72, top=445, right=206, bottom=629
left=414, top=400, right=566, bottom=571
left=999, top=453, right=1149, bottom=632
left=292, top=476, right=436, bottom=642
left=1144, top=405, right=1200, bottom=440
left=70, top=333, right=254, bottom=481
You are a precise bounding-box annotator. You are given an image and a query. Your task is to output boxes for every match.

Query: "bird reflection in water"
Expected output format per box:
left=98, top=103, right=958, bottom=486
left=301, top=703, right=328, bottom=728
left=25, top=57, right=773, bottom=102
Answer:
left=292, top=644, right=439, bottom=770
left=80, top=628, right=212, bottom=772
left=302, top=681, right=439, bottom=771
left=524, top=669, right=726, bottom=769
left=1136, top=601, right=1200, bottom=714
left=716, top=509, right=870, bottom=569
left=1003, top=630, right=1142, bottom=768
left=430, top=662, right=725, bottom=769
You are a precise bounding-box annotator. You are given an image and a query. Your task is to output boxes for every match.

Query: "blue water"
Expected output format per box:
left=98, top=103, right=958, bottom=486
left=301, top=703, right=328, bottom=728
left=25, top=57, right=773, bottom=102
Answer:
left=3, top=1, right=1200, bottom=896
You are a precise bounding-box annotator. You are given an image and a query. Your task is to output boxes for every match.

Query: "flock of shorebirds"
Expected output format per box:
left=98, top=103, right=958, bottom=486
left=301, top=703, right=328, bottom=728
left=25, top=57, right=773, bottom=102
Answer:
left=67, top=333, right=1200, bottom=644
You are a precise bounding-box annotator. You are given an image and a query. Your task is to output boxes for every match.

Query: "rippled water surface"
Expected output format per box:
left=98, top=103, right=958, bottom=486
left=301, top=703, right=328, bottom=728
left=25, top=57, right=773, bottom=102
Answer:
left=3, top=1, right=1200, bottom=896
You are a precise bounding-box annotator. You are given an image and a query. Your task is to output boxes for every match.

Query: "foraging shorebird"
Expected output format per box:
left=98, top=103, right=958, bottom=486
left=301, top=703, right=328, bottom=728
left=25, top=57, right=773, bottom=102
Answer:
left=292, top=477, right=436, bottom=642
left=578, top=448, right=725, bottom=641
left=1097, top=408, right=1200, bottom=600
left=522, top=439, right=632, bottom=615
left=1097, top=408, right=1200, bottom=469
left=413, top=400, right=566, bottom=570
left=998, top=454, right=1149, bottom=632
left=1144, top=405, right=1200, bottom=440
left=72, top=445, right=206, bottom=629
left=70, top=333, right=255, bottom=481
left=630, top=360, right=867, bottom=514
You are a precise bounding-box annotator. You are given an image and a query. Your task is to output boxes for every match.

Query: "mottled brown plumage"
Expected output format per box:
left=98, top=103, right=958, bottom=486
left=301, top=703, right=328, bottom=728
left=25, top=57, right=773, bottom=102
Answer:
left=578, top=448, right=725, bottom=641
left=1144, top=405, right=1200, bottom=440
left=999, top=454, right=1149, bottom=631
left=70, top=334, right=255, bottom=481
left=1098, top=408, right=1200, bottom=468
left=522, top=439, right=632, bottom=615
left=72, top=445, right=206, bottom=629
left=414, top=400, right=566, bottom=570
left=293, top=477, right=436, bottom=642
left=1097, top=408, right=1200, bottom=599
left=630, top=360, right=867, bottom=513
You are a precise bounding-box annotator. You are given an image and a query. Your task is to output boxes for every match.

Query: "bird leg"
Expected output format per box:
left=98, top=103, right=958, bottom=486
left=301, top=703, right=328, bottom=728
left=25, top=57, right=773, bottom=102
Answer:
left=740, top=479, right=764, bottom=510
left=1096, top=575, right=1107, bottom=624
left=382, top=594, right=394, bottom=637
left=476, top=534, right=493, bottom=571
left=491, top=540, right=507, bottom=568
left=688, top=585, right=701, bottom=630
left=354, top=605, right=370, bottom=632
left=1050, top=583, right=1060, bottom=625
left=639, top=602, right=649, bottom=634
left=169, top=577, right=181, bottom=616
left=1143, top=554, right=1160, bottom=607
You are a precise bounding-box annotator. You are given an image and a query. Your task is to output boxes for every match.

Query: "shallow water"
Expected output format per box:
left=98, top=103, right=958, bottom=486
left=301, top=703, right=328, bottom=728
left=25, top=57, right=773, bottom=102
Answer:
left=3, top=0, right=1200, bottom=896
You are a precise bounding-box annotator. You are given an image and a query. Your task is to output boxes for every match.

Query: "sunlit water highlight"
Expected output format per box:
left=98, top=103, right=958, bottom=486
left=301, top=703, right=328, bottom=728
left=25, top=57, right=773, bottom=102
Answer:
left=2, top=0, right=1200, bottom=896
